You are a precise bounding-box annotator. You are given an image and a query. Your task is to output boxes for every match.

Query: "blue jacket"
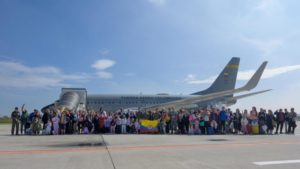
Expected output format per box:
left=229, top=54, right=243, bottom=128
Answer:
left=28, top=112, right=35, bottom=123
left=219, top=111, right=228, bottom=121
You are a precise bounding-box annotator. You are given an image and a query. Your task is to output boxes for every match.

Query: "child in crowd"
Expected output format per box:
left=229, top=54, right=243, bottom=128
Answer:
left=83, top=125, right=89, bottom=134
left=134, top=119, right=140, bottom=134
left=43, top=120, right=52, bottom=135
left=110, top=116, right=116, bottom=134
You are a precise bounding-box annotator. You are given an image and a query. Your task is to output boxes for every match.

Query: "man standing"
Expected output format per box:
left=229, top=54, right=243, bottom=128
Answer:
left=11, top=107, right=20, bottom=135
left=288, top=108, right=297, bottom=134
left=20, top=104, right=28, bottom=134
left=42, top=109, right=50, bottom=130
left=275, top=109, right=285, bottom=134
left=210, top=108, right=219, bottom=134
left=258, top=108, right=267, bottom=134
left=219, top=107, right=228, bottom=134
left=169, top=108, right=178, bottom=134
left=284, top=109, right=290, bottom=134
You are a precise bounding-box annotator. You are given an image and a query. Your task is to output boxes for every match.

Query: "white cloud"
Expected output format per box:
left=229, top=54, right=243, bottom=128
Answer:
left=239, top=64, right=300, bottom=80
left=241, top=36, right=284, bottom=56
left=0, top=61, right=89, bottom=88
left=184, top=74, right=217, bottom=85
left=91, top=59, right=115, bottom=70
left=91, top=59, right=115, bottom=79
left=95, top=71, right=113, bottom=79
left=255, top=0, right=282, bottom=14
left=184, top=64, right=300, bottom=84
left=236, top=70, right=255, bottom=81
left=147, top=0, right=167, bottom=6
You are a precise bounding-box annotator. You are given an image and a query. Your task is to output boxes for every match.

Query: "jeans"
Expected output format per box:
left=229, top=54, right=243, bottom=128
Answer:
left=276, top=121, right=284, bottom=133
left=20, top=122, right=26, bottom=134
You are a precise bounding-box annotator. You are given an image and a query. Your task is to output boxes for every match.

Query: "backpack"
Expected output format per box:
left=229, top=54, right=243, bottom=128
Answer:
left=199, top=120, right=205, bottom=127
left=83, top=127, right=89, bottom=134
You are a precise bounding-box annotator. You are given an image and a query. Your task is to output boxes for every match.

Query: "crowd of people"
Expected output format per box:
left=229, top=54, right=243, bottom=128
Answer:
left=10, top=105, right=298, bottom=136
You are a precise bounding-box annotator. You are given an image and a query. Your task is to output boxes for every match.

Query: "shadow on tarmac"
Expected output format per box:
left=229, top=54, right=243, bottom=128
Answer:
left=46, top=142, right=105, bottom=148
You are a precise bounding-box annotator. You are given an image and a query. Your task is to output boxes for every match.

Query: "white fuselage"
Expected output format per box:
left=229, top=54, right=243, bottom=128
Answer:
left=86, top=94, right=189, bottom=112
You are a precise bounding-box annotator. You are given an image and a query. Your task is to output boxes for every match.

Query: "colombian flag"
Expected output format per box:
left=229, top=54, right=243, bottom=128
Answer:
left=226, top=64, right=239, bottom=69
left=140, top=120, right=159, bottom=133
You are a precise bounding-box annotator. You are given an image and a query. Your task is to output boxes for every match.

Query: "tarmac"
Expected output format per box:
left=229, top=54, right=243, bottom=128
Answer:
left=0, top=124, right=299, bottom=169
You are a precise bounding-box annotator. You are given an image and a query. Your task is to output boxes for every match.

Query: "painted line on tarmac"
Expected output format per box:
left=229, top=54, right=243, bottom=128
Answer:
left=254, top=160, right=300, bottom=166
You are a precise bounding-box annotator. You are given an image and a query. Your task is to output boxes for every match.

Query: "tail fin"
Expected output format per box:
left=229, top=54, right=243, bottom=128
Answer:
left=191, top=57, right=240, bottom=95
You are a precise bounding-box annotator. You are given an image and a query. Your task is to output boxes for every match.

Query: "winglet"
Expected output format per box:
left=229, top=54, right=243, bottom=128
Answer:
left=240, top=61, right=268, bottom=91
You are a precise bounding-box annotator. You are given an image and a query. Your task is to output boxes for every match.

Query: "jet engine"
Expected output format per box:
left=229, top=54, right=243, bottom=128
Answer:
left=56, top=91, right=80, bottom=112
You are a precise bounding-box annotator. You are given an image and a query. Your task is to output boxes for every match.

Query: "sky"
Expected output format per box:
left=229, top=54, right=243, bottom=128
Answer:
left=1, top=0, right=300, bottom=116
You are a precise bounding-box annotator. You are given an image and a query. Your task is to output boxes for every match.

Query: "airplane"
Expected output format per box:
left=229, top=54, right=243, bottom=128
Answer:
left=41, top=57, right=271, bottom=113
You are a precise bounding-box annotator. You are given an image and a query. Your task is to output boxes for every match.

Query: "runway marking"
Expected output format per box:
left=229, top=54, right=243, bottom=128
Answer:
left=254, top=160, right=300, bottom=166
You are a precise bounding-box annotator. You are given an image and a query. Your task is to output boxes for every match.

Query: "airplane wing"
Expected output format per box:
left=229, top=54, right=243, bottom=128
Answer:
left=222, top=89, right=272, bottom=106
left=143, top=61, right=268, bottom=110
left=230, top=89, right=272, bottom=101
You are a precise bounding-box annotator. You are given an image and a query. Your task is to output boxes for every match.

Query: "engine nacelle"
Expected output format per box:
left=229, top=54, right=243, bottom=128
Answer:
left=56, top=91, right=80, bottom=111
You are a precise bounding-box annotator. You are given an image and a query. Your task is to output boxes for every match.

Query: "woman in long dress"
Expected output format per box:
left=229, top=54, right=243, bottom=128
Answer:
left=241, top=110, right=249, bottom=134
left=52, top=112, right=60, bottom=135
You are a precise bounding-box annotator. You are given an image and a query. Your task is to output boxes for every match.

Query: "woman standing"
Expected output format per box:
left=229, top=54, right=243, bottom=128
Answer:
left=241, top=110, right=249, bottom=134
left=266, top=110, right=276, bottom=134
left=52, top=112, right=60, bottom=135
